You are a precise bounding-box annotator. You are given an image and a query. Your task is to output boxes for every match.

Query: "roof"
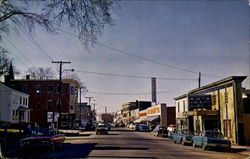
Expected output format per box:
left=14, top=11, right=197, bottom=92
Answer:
left=174, top=76, right=247, bottom=100
left=0, top=83, right=29, bottom=96
left=12, top=78, right=80, bottom=87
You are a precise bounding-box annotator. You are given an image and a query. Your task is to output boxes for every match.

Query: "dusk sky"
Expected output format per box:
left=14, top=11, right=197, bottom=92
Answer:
left=2, top=0, right=250, bottom=114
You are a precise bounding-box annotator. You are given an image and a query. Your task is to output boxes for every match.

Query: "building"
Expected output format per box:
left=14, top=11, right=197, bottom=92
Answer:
left=135, top=103, right=175, bottom=129
left=174, top=76, right=249, bottom=145
left=7, top=77, right=80, bottom=128
left=0, top=83, right=30, bottom=124
left=121, top=101, right=151, bottom=125
left=75, top=102, right=91, bottom=126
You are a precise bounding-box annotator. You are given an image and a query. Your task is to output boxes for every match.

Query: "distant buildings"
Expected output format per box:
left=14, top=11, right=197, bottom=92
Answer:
left=116, top=100, right=176, bottom=129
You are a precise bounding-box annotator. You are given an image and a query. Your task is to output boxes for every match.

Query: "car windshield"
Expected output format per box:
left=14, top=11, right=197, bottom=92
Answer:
left=31, top=129, right=56, bottom=137
left=97, top=125, right=106, bottom=128
left=205, top=131, right=222, bottom=138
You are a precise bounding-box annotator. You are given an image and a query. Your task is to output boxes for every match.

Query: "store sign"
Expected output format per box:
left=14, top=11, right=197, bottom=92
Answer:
left=139, top=112, right=147, bottom=117
left=151, top=77, right=157, bottom=104
left=147, top=106, right=160, bottom=115
left=188, top=95, right=212, bottom=111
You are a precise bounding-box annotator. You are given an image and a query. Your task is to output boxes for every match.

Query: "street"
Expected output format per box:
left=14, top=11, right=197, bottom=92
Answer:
left=6, top=127, right=249, bottom=159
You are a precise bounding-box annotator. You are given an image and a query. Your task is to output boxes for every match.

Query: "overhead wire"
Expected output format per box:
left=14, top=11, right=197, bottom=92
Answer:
left=58, top=28, right=223, bottom=79
left=75, top=69, right=197, bottom=81
left=2, top=34, right=31, bottom=69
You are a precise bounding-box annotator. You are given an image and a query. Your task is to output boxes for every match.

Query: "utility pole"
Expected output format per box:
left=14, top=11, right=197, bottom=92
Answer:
left=79, top=87, right=84, bottom=126
left=86, top=96, right=94, bottom=107
left=198, top=72, right=201, bottom=88
left=52, top=61, right=71, bottom=129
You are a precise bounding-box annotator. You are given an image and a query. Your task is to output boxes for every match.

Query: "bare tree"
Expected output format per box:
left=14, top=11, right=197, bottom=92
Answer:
left=26, top=66, right=55, bottom=79
left=0, top=0, right=117, bottom=47
left=0, top=46, right=10, bottom=78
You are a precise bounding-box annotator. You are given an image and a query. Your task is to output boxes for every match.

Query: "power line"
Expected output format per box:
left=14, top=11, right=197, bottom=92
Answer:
left=87, top=90, right=176, bottom=96
left=74, top=69, right=196, bottom=81
left=58, top=29, right=222, bottom=79
left=2, top=35, right=31, bottom=69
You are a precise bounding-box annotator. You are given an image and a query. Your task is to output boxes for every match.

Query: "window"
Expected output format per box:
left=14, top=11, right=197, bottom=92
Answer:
left=36, top=103, right=41, bottom=110
left=183, top=101, right=186, bottom=112
left=70, top=105, right=73, bottom=110
left=70, top=86, right=75, bottom=95
left=224, top=120, right=231, bottom=138
left=177, top=102, right=180, bottom=113
left=23, top=86, right=29, bottom=93
left=225, top=92, right=228, bottom=104
left=48, top=86, right=53, bottom=96
left=48, top=102, right=53, bottom=111
left=212, top=95, right=216, bottom=105
left=20, top=97, right=22, bottom=105
left=12, top=110, right=15, bottom=120
left=23, top=98, right=25, bottom=105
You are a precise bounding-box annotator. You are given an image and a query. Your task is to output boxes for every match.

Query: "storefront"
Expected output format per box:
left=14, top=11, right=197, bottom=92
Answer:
left=174, top=76, right=247, bottom=145
left=137, top=103, right=168, bottom=128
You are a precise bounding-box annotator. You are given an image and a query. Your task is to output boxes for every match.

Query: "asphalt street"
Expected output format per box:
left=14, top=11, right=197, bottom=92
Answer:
left=6, top=127, right=250, bottom=159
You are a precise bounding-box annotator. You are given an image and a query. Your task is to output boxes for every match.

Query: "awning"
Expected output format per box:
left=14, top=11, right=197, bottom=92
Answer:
left=17, top=106, right=31, bottom=111
left=144, top=115, right=160, bottom=122
left=134, top=118, right=146, bottom=123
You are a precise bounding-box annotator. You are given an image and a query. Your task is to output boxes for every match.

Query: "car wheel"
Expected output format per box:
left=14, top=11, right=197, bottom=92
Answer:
left=202, top=144, right=207, bottom=150
left=192, top=142, right=196, bottom=148
left=173, top=140, right=176, bottom=143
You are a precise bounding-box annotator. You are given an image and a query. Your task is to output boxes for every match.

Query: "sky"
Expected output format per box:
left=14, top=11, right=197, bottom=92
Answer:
left=2, top=0, right=250, bottom=114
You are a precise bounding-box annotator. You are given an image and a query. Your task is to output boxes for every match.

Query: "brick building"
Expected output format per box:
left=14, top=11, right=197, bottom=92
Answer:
left=7, top=77, right=79, bottom=128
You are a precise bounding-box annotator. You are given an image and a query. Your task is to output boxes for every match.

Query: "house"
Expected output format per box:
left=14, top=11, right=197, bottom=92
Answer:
left=0, top=83, right=30, bottom=124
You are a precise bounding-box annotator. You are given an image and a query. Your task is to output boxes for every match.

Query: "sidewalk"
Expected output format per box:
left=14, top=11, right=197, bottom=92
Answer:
left=231, top=144, right=250, bottom=157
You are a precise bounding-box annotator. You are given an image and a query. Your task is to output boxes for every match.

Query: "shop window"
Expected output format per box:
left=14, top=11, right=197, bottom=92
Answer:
left=223, top=120, right=231, bottom=138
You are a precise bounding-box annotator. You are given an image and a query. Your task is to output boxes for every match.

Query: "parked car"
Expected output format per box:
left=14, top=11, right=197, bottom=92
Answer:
left=96, top=124, right=108, bottom=135
left=172, top=129, right=193, bottom=145
left=192, top=130, right=231, bottom=151
left=153, top=125, right=168, bottom=137
left=167, top=125, right=176, bottom=138
left=138, top=125, right=150, bottom=132
left=20, top=128, right=65, bottom=151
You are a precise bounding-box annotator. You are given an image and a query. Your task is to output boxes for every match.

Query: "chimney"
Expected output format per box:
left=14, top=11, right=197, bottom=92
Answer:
left=26, top=75, right=30, bottom=80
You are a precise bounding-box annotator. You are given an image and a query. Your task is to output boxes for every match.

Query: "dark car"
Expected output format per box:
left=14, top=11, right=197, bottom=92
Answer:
left=192, top=130, right=231, bottom=151
left=138, top=125, right=150, bottom=132
left=20, top=128, right=65, bottom=151
left=172, top=129, right=193, bottom=145
left=153, top=125, right=168, bottom=137
left=96, top=124, right=108, bottom=135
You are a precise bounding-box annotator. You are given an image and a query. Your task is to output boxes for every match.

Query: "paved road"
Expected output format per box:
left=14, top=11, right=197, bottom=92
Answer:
left=7, top=127, right=250, bottom=159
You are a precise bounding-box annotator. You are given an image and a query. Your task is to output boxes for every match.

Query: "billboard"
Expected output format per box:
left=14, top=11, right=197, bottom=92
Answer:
left=188, top=94, right=212, bottom=111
